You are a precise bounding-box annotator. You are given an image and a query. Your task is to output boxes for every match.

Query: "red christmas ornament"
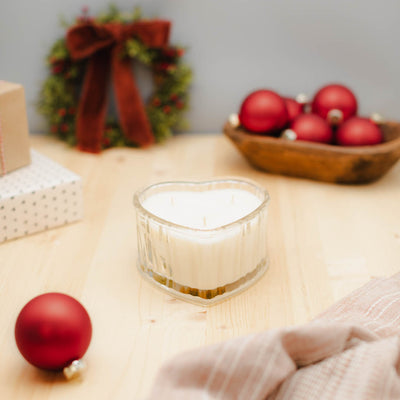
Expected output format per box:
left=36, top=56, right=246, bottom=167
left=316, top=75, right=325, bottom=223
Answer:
left=239, top=89, right=288, bottom=133
left=285, top=114, right=333, bottom=143
left=312, top=84, right=358, bottom=124
left=336, top=117, right=383, bottom=146
left=15, top=293, right=92, bottom=371
left=284, top=97, right=304, bottom=123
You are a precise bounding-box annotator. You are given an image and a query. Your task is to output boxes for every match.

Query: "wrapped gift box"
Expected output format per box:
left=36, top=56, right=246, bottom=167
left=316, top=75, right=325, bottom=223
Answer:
left=0, top=150, right=83, bottom=243
left=0, top=81, right=31, bottom=175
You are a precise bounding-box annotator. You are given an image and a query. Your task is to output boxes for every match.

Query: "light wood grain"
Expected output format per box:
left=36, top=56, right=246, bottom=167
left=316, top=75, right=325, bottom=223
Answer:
left=1, top=133, right=400, bottom=399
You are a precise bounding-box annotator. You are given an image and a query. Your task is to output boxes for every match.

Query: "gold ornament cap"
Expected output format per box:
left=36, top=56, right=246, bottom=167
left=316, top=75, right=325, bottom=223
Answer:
left=295, top=93, right=309, bottom=105
left=281, top=129, right=297, bottom=141
left=63, top=359, right=86, bottom=380
left=370, top=112, right=385, bottom=125
left=327, top=109, right=344, bottom=125
left=228, top=113, right=240, bottom=128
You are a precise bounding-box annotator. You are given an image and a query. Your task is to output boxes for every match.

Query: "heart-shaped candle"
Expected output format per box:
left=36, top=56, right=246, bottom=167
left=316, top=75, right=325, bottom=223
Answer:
left=134, top=179, right=270, bottom=305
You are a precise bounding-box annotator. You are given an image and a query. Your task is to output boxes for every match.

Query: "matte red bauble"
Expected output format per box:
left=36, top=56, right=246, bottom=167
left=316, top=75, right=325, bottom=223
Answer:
left=289, top=114, right=333, bottom=143
left=15, top=293, right=92, bottom=370
left=336, top=117, right=383, bottom=146
left=284, top=97, right=304, bottom=123
left=239, top=90, right=288, bottom=133
left=312, top=84, right=358, bottom=124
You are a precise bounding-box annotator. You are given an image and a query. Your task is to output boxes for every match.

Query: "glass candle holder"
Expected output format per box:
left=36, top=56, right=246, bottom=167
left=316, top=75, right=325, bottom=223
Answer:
left=133, top=179, right=270, bottom=305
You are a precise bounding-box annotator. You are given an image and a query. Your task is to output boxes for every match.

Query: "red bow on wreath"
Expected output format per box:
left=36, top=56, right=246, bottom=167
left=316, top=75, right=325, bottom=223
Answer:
left=66, top=20, right=170, bottom=153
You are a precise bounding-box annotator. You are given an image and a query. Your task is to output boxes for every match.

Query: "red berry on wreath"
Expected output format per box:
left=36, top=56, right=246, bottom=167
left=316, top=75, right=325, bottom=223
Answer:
left=239, top=89, right=288, bottom=134
left=52, top=64, right=63, bottom=74
left=152, top=97, right=161, bottom=107
left=283, top=114, right=333, bottom=144
left=102, top=137, right=111, bottom=147
left=61, top=123, right=69, bottom=133
left=166, top=65, right=176, bottom=73
left=164, top=48, right=176, bottom=58
left=312, top=84, right=357, bottom=125
left=15, top=293, right=92, bottom=377
left=336, top=117, right=383, bottom=146
left=284, top=97, right=304, bottom=123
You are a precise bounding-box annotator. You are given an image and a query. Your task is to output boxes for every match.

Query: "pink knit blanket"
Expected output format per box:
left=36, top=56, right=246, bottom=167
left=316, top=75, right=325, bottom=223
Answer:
left=148, top=274, right=400, bottom=399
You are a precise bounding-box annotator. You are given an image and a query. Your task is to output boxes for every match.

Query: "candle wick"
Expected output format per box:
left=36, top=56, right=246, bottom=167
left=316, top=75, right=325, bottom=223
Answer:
left=170, top=197, right=175, bottom=206
left=203, top=216, right=207, bottom=227
left=231, top=195, right=235, bottom=205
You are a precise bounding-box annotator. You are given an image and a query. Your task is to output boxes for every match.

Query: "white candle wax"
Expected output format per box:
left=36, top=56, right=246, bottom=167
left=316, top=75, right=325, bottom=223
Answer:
left=135, top=180, right=270, bottom=303
left=142, top=189, right=262, bottom=229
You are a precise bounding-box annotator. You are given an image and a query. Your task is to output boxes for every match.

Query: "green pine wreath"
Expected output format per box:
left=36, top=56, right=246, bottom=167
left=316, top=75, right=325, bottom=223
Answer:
left=38, top=6, right=192, bottom=149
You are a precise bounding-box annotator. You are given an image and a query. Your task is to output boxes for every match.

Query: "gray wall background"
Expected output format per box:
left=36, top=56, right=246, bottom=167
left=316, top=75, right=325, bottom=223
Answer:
left=1, top=0, right=399, bottom=133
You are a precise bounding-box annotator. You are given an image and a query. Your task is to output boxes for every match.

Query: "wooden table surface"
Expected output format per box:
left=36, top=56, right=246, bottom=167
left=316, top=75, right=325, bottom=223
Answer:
left=1, top=133, right=400, bottom=399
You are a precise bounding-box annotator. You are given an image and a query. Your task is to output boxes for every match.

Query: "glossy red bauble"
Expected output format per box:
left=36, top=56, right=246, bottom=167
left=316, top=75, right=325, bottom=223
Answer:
left=284, top=97, right=304, bottom=123
left=15, top=293, right=92, bottom=370
left=312, top=84, right=358, bottom=124
left=239, top=89, right=288, bottom=133
left=289, top=114, right=333, bottom=144
left=336, top=117, right=383, bottom=146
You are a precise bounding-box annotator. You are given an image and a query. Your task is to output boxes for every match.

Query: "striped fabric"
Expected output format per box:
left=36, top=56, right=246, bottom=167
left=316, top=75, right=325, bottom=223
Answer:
left=148, top=274, right=400, bottom=399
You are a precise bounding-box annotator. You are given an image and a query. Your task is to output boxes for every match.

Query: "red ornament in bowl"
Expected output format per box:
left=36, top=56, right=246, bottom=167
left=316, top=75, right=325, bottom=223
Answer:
left=285, top=114, right=333, bottom=144
left=239, top=89, right=288, bottom=134
left=284, top=97, right=304, bottom=123
left=336, top=117, right=383, bottom=146
left=15, top=293, right=92, bottom=371
left=312, top=84, right=358, bottom=125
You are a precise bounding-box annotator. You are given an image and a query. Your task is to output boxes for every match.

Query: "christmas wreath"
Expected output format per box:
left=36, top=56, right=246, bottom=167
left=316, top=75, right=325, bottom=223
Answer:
left=39, top=6, right=192, bottom=153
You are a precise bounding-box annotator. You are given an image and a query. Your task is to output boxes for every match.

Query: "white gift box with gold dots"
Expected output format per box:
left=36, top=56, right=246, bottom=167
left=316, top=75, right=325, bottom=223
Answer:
left=0, top=150, right=83, bottom=243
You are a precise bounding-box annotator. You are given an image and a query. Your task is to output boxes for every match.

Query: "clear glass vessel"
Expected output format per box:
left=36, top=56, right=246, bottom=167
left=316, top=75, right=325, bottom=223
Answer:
left=133, top=179, right=270, bottom=305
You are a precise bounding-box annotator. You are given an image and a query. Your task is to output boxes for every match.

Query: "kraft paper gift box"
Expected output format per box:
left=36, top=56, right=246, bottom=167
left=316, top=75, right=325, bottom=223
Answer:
left=0, top=81, right=31, bottom=175
left=0, top=150, right=83, bottom=243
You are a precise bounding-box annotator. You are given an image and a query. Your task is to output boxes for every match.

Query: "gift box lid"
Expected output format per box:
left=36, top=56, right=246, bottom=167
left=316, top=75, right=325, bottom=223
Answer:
left=0, top=150, right=81, bottom=199
left=0, top=150, right=83, bottom=243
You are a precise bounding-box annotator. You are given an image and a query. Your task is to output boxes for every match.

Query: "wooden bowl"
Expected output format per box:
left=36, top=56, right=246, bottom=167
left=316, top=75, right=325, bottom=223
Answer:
left=223, top=120, right=400, bottom=184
